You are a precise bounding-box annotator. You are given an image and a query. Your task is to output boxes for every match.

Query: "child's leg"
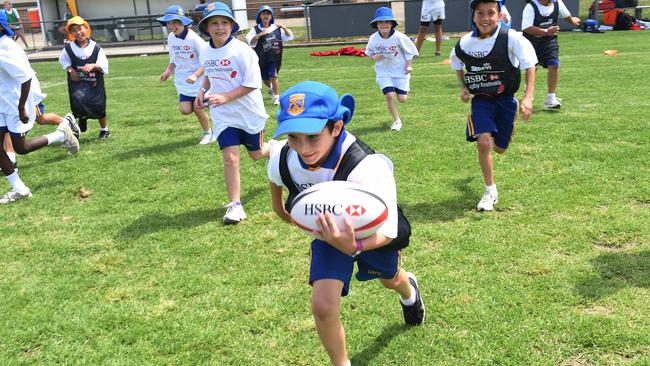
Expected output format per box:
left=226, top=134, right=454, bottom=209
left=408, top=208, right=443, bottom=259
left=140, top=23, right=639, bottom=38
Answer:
left=397, top=94, right=408, bottom=104
left=178, top=101, right=194, bottom=116
left=385, top=92, right=399, bottom=122
left=415, top=24, right=429, bottom=51
left=194, top=107, right=212, bottom=137
left=433, top=21, right=443, bottom=54
left=99, top=117, right=108, bottom=130
left=379, top=268, right=412, bottom=299
left=547, top=65, right=559, bottom=94
left=222, top=145, right=241, bottom=203
left=476, top=132, right=494, bottom=186
left=312, top=279, right=348, bottom=366
left=10, top=135, right=48, bottom=155
left=36, top=113, right=64, bottom=125
left=270, top=77, right=280, bottom=96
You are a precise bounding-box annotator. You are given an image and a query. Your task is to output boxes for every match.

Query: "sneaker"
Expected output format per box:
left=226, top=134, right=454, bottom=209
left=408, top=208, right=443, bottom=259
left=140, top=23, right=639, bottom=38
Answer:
left=477, top=190, right=498, bottom=211
left=98, top=130, right=111, bottom=140
left=434, top=51, right=441, bottom=56
left=390, top=120, right=402, bottom=131
left=57, top=122, right=80, bottom=155
left=401, top=272, right=425, bottom=326
left=544, top=96, right=562, bottom=109
left=273, top=95, right=280, bottom=106
left=0, top=189, right=32, bottom=205
left=223, top=202, right=247, bottom=224
left=64, top=113, right=80, bottom=139
left=78, top=118, right=87, bottom=133
left=198, top=132, right=216, bottom=145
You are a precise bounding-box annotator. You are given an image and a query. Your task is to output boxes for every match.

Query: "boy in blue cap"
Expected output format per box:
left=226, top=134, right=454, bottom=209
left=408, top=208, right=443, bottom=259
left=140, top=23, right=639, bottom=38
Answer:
left=195, top=2, right=272, bottom=224
left=157, top=5, right=213, bottom=145
left=521, top=0, right=581, bottom=109
left=449, top=0, right=537, bottom=211
left=365, top=7, right=418, bottom=131
left=267, top=81, right=425, bottom=366
left=245, top=5, right=294, bottom=106
left=0, top=11, right=80, bottom=204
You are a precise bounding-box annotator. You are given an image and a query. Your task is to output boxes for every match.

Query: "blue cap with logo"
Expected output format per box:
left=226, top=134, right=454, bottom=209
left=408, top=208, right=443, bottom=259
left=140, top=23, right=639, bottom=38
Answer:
left=198, top=2, right=240, bottom=36
left=256, top=5, right=275, bottom=25
left=274, top=81, right=355, bottom=138
left=370, top=7, right=399, bottom=28
left=583, top=19, right=602, bottom=32
left=0, top=11, right=15, bottom=38
left=157, top=5, right=193, bottom=27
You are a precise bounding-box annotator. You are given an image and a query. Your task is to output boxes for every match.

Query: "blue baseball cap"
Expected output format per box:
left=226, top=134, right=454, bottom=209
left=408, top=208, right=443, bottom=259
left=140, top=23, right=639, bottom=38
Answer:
left=0, top=11, right=15, bottom=38
left=583, top=19, right=603, bottom=32
left=256, top=5, right=275, bottom=25
left=370, top=7, right=398, bottom=28
left=275, top=81, right=355, bottom=138
left=157, top=5, right=193, bottom=27
left=198, top=2, right=240, bottom=36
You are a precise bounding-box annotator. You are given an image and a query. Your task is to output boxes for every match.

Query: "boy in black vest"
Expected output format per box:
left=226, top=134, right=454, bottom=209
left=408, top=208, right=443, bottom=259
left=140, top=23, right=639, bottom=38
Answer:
left=245, top=5, right=294, bottom=106
left=267, top=81, right=424, bottom=366
left=521, top=0, right=580, bottom=109
left=58, top=16, right=111, bottom=139
left=450, top=0, right=538, bottom=211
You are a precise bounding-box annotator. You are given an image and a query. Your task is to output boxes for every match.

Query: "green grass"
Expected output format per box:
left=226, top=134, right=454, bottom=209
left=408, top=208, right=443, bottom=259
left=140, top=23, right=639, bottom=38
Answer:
left=1, top=30, right=650, bottom=365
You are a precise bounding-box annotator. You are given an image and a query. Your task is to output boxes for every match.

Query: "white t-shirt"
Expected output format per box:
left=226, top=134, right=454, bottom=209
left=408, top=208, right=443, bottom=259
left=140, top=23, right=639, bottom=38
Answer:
left=521, top=0, right=572, bottom=32
left=245, top=24, right=294, bottom=47
left=0, top=35, right=44, bottom=130
left=267, top=132, right=398, bottom=239
left=199, top=38, right=268, bottom=136
left=167, top=28, right=206, bottom=97
left=449, top=26, right=538, bottom=71
left=58, top=39, right=109, bottom=74
left=365, top=30, right=419, bottom=79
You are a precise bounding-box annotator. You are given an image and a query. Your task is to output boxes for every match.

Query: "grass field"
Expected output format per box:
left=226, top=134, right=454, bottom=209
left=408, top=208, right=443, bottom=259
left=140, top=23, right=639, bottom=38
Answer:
left=1, top=30, right=650, bottom=365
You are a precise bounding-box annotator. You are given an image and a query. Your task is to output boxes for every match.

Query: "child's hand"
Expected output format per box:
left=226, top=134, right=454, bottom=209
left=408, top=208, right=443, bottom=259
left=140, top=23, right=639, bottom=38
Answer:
left=81, top=64, right=95, bottom=73
left=186, top=74, right=197, bottom=84
left=520, top=96, right=533, bottom=121
left=69, top=69, right=80, bottom=82
left=19, top=105, right=29, bottom=124
left=194, top=91, right=206, bottom=110
left=460, top=87, right=471, bottom=103
left=570, top=17, right=581, bottom=26
left=206, top=93, right=228, bottom=106
left=316, top=213, right=356, bottom=255
left=372, top=54, right=383, bottom=61
left=405, top=65, right=412, bottom=74
left=160, top=71, right=171, bottom=82
left=546, top=25, right=560, bottom=36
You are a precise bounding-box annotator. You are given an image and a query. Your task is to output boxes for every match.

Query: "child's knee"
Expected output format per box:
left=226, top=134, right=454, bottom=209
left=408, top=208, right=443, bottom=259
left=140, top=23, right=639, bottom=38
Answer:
left=311, top=296, right=339, bottom=320
left=385, top=93, right=396, bottom=102
left=380, top=276, right=402, bottom=290
left=397, top=94, right=408, bottom=103
left=248, top=150, right=263, bottom=161
left=179, top=104, right=193, bottom=115
left=493, top=146, right=506, bottom=154
left=222, top=153, right=239, bottom=167
left=476, top=135, right=493, bottom=150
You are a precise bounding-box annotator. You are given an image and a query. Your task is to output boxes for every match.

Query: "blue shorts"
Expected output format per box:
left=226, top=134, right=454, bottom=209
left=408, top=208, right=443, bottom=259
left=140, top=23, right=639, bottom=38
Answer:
left=179, top=94, right=196, bottom=103
left=217, top=127, right=264, bottom=151
left=382, top=87, right=408, bottom=95
left=260, top=62, right=280, bottom=81
left=466, top=95, right=518, bottom=150
left=309, top=239, right=400, bottom=297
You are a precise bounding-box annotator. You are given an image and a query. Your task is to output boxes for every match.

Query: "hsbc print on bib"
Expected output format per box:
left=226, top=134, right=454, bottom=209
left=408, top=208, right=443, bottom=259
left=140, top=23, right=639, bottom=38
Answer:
left=290, top=181, right=389, bottom=239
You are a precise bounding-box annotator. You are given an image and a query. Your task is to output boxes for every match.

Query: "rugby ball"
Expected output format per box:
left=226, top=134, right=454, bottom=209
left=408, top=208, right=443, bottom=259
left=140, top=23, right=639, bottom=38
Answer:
left=290, top=181, right=388, bottom=239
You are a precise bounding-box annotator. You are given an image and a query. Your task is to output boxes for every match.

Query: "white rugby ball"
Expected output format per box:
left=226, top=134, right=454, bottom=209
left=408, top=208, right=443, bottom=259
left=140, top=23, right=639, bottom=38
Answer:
left=290, top=181, right=388, bottom=239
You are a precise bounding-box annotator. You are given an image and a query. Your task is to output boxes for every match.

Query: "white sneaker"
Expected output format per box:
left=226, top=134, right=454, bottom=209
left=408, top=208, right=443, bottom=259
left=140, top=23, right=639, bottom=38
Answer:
left=544, top=96, right=562, bottom=109
left=0, top=189, right=32, bottom=205
left=223, top=202, right=247, bottom=224
left=64, top=113, right=80, bottom=139
left=390, top=120, right=402, bottom=131
left=272, top=95, right=280, bottom=106
left=268, top=86, right=274, bottom=97
left=477, top=190, right=498, bottom=211
left=57, top=122, right=80, bottom=155
left=198, top=132, right=216, bottom=145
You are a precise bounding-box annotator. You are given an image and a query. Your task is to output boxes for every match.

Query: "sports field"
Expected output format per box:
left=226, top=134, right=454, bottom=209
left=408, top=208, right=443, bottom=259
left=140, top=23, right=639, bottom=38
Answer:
left=1, top=30, right=649, bottom=365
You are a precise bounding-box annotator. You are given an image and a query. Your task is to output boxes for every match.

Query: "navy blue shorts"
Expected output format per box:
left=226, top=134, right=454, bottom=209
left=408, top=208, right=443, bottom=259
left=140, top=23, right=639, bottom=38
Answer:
left=382, top=87, right=408, bottom=95
left=530, top=37, right=559, bottom=68
left=309, top=239, right=400, bottom=297
left=179, top=94, right=196, bottom=103
left=466, top=95, right=518, bottom=149
left=260, top=62, right=280, bottom=81
left=217, top=127, right=264, bottom=151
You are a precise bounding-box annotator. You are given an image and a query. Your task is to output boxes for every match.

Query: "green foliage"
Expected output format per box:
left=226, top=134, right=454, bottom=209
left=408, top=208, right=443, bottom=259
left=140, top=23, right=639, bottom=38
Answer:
left=1, top=31, right=649, bottom=365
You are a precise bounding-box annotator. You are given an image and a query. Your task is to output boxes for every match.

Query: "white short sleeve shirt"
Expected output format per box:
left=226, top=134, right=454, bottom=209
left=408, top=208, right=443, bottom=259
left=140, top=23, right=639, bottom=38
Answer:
left=167, top=29, right=207, bottom=97
left=521, top=0, right=572, bottom=31
left=58, top=39, right=109, bottom=74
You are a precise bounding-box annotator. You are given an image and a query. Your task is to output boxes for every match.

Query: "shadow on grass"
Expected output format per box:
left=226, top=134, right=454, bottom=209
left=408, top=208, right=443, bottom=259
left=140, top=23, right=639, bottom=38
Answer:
left=350, top=323, right=409, bottom=366
left=400, top=177, right=475, bottom=223
left=575, top=251, right=650, bottom=300
left=112, top=137, right=197, bottom=161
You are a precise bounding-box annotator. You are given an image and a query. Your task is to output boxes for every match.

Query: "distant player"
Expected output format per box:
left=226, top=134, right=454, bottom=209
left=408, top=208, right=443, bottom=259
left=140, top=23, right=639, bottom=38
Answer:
left=59, top=16, right=111, bottom=139
left=522, top=0, right=580, bottom=109
left=365, top=7, right=418, bottom=131
left=0, top=12, right=79, bottom=204
left=450, top=0, right=537, bottom=211
left=414, top=0, right=445, bottom=56
left=194, top=2, right=273, bottom=224
left=158, top=5, right=214, bottom=145
left=245, top=5, right=294, bottom=106
left=268, top=81, right=425, bottom=366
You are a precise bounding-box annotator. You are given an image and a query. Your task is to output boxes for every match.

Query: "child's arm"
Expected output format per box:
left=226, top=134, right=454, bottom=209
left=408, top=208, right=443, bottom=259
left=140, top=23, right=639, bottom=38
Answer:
left=520, top=67, right=535, bottom=121
left=455, top=70, right=471, bottom=102
left=205, top=85, right=256, bottom=106
left=18, top=79, right=31, bottom=123
left=160, top=63, right=175, bottom=82
left=269, top=183, right=292, bottom=223
left=405, top=59, right=412, bottom=74
left=277, top=23, right=294, bottom=41
left=186, top=66, right=204, bottom=84
left=564, top=15, right=581, bottom=27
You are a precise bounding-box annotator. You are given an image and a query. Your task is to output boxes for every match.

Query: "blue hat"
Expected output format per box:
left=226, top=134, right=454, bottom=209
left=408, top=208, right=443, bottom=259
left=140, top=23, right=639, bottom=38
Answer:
left=157, top=5, right=193, bottom=27
left=198, top=2, right=240, bottom=36
left=275, top=81, right=355, bottom=138
left=256, top=5, right=275, bottom=25
left=0, top=11, right=15, bottom=38
left=370, top=7, right=398, bottom=28
left=469, top=0, right=502, bottom=10
left=583, top=18, right=602, bottom=32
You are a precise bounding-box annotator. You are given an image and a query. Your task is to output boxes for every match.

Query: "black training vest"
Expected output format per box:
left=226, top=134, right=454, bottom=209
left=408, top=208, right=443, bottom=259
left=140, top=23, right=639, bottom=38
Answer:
left=65, top=42, right=106, bottom=119
left=454, top=28, right=521, bottom=97
left=524, top=0, right=559, bottom=40
left=253, top=25, right=283, bottom=66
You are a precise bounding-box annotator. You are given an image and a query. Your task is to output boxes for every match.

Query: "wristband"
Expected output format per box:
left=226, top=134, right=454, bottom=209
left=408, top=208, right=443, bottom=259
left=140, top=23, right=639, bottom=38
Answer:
left=352, top=239, right=363, bottom=257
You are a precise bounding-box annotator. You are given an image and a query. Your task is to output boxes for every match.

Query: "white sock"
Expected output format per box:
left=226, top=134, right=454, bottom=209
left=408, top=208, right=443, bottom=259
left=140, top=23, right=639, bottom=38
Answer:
left=547, top=92, right=556, bottom=99
left=343, top=360, right=351, bottom=366
left=6, top=152, right=16, bottom=164
left=486, top=184, right=497, bottom=193
left=45, top=131, right=65, bottom=145
left=400, top=284, right=417, bottom=306
left=100, top=127, right=109, bottom=132
left=203, top=129, right=212, bottom=134
left=6, top=171, right=29, bottom=194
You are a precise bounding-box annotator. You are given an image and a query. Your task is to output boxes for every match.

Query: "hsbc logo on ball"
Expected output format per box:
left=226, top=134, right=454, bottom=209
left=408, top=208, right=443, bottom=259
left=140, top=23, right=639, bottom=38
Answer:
left=303, top=203, right=366, bottom=216
left=346, top=205, right=366, bottom=216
